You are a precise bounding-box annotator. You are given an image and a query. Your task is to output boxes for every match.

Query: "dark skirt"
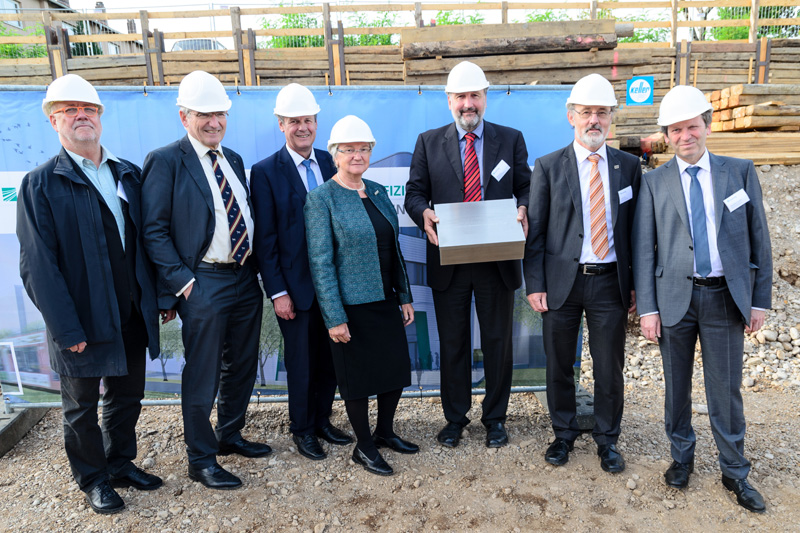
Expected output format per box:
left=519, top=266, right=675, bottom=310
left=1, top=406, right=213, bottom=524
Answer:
left=329, top=297, right=411, bottom=400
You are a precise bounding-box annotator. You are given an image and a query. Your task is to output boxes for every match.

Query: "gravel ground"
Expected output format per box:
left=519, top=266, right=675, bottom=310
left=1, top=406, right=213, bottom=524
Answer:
left=1, top=164, right=799, bottom=533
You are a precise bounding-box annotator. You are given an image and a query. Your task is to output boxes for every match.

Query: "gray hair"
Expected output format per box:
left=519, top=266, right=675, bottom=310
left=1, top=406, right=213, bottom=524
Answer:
left=566, top=103, right=618, bottom=115
left=660, top=109, right=713, bottom=136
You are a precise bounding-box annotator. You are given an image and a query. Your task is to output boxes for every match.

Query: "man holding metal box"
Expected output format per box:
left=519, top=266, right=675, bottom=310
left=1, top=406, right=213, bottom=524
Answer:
left=523, top=74, right=641, bottom=473
left=405, top=61, right=531, bottom=449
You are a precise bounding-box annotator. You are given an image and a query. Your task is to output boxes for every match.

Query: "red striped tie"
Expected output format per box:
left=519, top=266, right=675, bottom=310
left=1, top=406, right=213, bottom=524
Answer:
left=463, top=132, right=481, bottom=202
left=587, top=154, right=609, bottom=260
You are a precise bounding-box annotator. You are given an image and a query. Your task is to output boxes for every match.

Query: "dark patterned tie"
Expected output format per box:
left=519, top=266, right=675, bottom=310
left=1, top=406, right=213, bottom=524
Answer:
left=208, top=150, right=251, bottom=265
left=463, top=132, right=481, bottom=202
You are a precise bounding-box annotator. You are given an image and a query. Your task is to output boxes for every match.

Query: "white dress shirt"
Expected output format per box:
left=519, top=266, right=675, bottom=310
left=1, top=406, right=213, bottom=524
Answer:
left=286, top=145, right=323, bottom=192
left=573, top=141, right=617, bottom=264
left=676, top=150, right=724, bottom=278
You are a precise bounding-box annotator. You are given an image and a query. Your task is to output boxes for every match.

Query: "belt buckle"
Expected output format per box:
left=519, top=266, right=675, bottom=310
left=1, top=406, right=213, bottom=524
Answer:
left=581, top=264, right=598, bottom=275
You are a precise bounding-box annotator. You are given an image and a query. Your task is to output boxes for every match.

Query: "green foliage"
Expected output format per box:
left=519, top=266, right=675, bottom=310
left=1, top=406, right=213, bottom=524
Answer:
left=616, top=13, right=669, bottom=43
left=258, top=297, right=284, bottom=386
left=434, top=10, right=485, bottom=26
left=70, top=21, right=102, bottom=57
left=712, top=6, right=799, bottom=40
left=344, top=11, right=397, bottom=46
left=0, top=24, right=46, bottom=59
left=523, top=10, right=569, bottom=23
left=259, top=11, right=325, bottom=48
left=158, top=318, right=183, bottom=381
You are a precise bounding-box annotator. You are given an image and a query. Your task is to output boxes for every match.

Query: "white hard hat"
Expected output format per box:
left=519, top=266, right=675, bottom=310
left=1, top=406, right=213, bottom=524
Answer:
left=566, top=73, right=617, bottom=107
left=274, top=83, right=320, bottom=117
left=327, top=115, right=376, bottom=152
left=657, top=85, right=712, bottom=126
left=176, top=70, right=231, bottom=113
left=42, top=74, right=104, bottom=117
left=444, top=61, right=490, bottom=94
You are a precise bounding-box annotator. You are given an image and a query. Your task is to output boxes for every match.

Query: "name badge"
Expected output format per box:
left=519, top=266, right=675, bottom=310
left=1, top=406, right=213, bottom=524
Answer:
left=491, top=160, right=510, bottom=181
left=618, top=185, right=633, bottom=204
left=723, top=188, right=750, bottom=212
left=116, top=180, right=129, bottom=203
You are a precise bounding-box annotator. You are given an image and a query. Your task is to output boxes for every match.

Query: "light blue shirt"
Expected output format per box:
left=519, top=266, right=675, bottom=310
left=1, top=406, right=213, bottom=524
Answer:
left=455, top=120, right=485, bottom=198
left=65, top=146, right=126, bottom=250
left=286, top=145, right=323, bottom=192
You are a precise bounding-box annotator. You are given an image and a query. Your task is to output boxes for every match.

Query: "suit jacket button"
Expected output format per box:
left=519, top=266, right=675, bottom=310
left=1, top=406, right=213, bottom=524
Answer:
left=578, top=234, right=583, bottom=239
left=686, top=276, right=692, bottom=280
left=689, top=246, right=693, bottom=250
left=574, top=258, right=579, bottom=262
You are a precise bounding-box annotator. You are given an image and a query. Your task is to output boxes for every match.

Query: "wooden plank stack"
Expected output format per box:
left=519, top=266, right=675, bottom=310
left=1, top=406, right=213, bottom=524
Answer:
left=651, top=131, right=800, bottom=167
left=709, top=84, right=800, bottom=132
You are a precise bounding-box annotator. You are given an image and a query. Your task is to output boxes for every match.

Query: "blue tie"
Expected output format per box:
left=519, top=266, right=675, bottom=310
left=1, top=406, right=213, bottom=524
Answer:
left=687, top=166, right=712, bottom=277
left=301, top=159, right=318, bottom=191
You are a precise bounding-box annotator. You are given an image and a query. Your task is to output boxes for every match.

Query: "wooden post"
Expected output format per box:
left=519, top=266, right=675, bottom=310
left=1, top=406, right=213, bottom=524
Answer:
left=748, top=57, right=754, bottom=84
left=336, top=20, right=346, bottom=86
left=692, top=59, right=698, bottom=87
left=414, top=2, right=423, bottom=27
left=670, top=59, right=675, bottom=89
left=246, top=29, right=257, bottom=87
left=154, top=29, right=165, bottom=86
left=676, top=39, right=690, bottom=86
left=231, top=6, right=246, bottom=86
left=140, top=10, right=154, bottom=86
left=589, top=0, right=598, bottom=20
left=323, top=3, right=336, bottom=85
left=669, top=0, right=678, bottom=48
left=501, top=2, right=508, bottom=24
left=749, top=0, right=760, bottom=44
left=755, top=36, right=771, bottom=84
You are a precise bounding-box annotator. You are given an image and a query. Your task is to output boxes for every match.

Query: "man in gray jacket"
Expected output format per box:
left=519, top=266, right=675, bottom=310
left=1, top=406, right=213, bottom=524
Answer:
left=633, top=85, right=772, bottom=513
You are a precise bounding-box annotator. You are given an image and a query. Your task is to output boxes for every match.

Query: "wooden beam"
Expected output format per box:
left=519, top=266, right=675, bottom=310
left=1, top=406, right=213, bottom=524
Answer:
left=231, top=6, right=245, bottom=86
left=755, top=36, right=771, bottom=84
left=140, top=10, right=154, bottom=86
left=337, top=20, right=346, bottom=86
left=749, top=0, right=760, bottom=44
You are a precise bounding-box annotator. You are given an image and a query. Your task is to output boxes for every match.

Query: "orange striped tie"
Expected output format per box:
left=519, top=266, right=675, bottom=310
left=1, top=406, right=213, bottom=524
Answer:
left=587, top=154, right=609, bottom=260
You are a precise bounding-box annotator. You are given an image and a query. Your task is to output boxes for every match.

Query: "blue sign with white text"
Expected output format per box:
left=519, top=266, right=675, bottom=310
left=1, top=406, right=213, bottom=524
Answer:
left=626, top=76, right=654, bottom=106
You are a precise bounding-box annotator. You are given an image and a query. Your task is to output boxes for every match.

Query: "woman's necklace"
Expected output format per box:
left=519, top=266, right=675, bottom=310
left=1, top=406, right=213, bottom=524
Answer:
left=336, top=175, right=365, bottom=191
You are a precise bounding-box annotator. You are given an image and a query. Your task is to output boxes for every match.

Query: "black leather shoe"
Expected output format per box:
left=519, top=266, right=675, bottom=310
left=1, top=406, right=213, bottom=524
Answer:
left=544, top=438, right=574, bottom=466
left=316, top=423, right=354, bottom=445
left=188, top=463, right=242, bottom=490
left=110, top=466, right=163, bottom=491
left=722, top=475, right=766, bottom=513
left=293, top=434, right=326, bottom=460
left=351, top=446, right=393, bottom=476
left=85, top=481, right=125, bottom=515
left=664, top=460, right=694, bottom=488
left=436, top=422, right=463, bottom=448
left=373, top=433, right=420, bottom=454
left=598, top=444, right=626, bottom=473
left=218, top=438, right=272, bottom=458
left=485, top=422, right=509, bottom=448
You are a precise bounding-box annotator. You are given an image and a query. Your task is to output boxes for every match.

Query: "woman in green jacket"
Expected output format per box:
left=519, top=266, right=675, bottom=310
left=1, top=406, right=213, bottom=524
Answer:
left=304, top=115, right=417, bottom=476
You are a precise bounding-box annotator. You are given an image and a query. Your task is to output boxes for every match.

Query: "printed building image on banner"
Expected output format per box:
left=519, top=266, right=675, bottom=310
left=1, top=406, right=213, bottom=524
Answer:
left=0, top=85, right=574, bottom=403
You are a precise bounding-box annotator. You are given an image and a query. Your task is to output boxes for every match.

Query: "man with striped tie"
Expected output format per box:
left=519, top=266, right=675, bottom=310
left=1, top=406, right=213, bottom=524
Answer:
left=142, top=71, right=270, bottom=490
left=523, top=74, right=641, bottom=473
left=405, top=61, right=531, bottom=449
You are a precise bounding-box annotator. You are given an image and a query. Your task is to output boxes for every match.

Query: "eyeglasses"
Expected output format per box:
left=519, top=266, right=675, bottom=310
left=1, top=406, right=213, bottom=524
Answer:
left=336, top=147, right=372, bottom=155
left=573, top=109, right=611, bottom=119
left=192, top=111, right=229, bottom=120
left=52, top=105, right=100, bottom=117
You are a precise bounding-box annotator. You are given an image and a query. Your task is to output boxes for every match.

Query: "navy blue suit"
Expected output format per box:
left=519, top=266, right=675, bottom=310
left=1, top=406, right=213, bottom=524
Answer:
left=251, top=146, right=338, bottom=436
left=142, top=135, right=263, bottom=468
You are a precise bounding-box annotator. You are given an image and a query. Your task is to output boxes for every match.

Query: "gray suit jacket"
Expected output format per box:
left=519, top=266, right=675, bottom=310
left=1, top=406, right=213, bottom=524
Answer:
left=523, top=143, right=641, bottom=310
left=632, top=153, right=772, bottom=327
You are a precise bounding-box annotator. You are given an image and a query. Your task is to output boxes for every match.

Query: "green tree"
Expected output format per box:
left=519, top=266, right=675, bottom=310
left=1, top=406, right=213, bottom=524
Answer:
left=259, top=11, right=324, bottom=48
left=158, top=318, right=183, bottom=381
left=0, top=24, right=47, bottom=59
left=258, top=297, right=284, bottom=386
left=344, top=11, right=397, bottom=46
left=434, top=10, right=485, bottom=25
left=523, top=10, right=569, bottom=23
left=712, top=6, right=799, bottom=40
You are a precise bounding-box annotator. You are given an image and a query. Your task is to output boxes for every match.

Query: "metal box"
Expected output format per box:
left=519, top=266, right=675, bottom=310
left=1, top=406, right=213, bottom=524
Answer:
left=435, top=198, right=525, bottom=266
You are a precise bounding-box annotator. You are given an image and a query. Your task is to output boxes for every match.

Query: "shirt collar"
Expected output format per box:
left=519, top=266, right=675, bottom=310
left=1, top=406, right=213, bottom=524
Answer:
left=187, top=133, right=221, bottom=160
left=64, top=145, right=119, bottom=169
left=455, top=120, right=484, bottom=141
left=286, top=145, right=318, bottom=167
left=676, top=149, right=711, bottom=175
left=572, top=140, right=608, bottom=164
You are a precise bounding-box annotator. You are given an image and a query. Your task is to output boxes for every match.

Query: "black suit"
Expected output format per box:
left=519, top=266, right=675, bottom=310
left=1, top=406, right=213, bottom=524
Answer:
left=524, top=143, right=641, bottom=445
left=405, top=120, right=531, bottom=426
left=142, top=135, right=263, bottom=468
left=250, top=146, right=338, bottom=436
